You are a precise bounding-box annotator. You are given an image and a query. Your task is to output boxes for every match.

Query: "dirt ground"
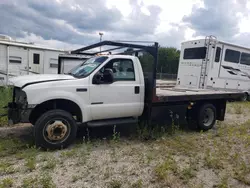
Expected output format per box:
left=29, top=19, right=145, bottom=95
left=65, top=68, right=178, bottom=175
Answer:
left=0, top=102, right=250, bottom=188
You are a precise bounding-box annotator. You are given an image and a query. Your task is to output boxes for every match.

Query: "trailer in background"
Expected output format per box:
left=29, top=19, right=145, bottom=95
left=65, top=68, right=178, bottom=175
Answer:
left=177, top=36, right=250, bottom=100
left=57, top=54, right=90, bottom=74
left=0, top=35, right=66, bottom=86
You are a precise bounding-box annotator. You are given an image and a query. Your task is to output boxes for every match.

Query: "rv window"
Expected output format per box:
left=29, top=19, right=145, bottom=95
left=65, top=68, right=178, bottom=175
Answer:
left=240, top=52, right=250, bottom=65
left=183, top=47, right=206, bottom=59
left=224, top=49, right=240, bottom=63
left=214, top=47, right=221, bottom=62
left=50, top=58, right=58, bottom=68
left=9, top=56, right=21, bottom=64
left=50, top=63, right=58, bottom=68
left=33, top=53, right=40, bottom=64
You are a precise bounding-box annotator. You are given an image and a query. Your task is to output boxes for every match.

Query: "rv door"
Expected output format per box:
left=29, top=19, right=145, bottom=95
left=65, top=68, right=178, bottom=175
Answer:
left=207, top=43, right=224, bottom=88
left=29, top=50, right=44, bottom=74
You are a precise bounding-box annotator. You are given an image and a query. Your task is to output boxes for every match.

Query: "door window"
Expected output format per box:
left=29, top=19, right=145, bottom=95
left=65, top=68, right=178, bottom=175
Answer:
left=103, top=59, right=135, bottom=81
left=214, top=47, right=221, bottom=62
left=33, top=53, right=40, bottom=64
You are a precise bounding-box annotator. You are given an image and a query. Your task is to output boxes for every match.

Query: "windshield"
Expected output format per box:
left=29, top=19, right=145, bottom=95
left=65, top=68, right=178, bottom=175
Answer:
left=68, top=56, right=108, bottom=77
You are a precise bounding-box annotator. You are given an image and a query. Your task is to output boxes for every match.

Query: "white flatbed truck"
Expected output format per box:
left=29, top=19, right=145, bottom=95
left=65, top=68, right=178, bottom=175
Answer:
left=3, top=41, right=243, bottom=149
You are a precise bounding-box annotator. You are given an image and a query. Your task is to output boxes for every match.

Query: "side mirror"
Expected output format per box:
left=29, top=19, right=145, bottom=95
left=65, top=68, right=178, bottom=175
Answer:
left=103, top=68, right=114, bottom=84
left=92, top=72, right=102, bottom=84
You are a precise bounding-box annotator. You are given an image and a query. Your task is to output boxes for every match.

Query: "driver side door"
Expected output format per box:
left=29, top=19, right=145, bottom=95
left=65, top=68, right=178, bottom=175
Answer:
left=89, top=58, right=141, bottom=120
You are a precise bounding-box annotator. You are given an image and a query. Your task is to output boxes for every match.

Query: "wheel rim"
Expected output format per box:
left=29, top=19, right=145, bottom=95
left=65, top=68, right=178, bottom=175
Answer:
left=203, top=108, right=215, bottom=127
left=43, top=118, right=71, bottom=144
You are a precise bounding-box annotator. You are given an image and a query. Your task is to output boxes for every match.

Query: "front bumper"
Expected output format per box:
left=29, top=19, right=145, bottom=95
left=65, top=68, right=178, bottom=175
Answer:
left=8, top=102, right=33, bottom=124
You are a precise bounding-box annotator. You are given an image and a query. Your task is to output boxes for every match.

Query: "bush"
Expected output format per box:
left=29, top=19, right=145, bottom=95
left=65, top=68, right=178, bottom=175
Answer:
left=0, top=87, right=12, bottom=126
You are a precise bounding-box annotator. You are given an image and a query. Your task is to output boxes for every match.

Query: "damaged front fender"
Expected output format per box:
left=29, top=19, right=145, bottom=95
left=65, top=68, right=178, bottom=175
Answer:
left=8, top=102, right=33, bottom=124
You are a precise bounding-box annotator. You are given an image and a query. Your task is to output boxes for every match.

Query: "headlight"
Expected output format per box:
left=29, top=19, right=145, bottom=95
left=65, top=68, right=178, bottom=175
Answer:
left=14, top=87, right=28, bottom=108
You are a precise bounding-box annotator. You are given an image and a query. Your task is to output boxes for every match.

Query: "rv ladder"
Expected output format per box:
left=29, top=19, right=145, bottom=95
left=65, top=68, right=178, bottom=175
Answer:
left=199, top=35, right=217, bottom=89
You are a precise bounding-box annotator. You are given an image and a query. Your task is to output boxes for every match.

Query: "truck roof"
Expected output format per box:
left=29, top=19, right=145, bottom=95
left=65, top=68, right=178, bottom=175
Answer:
left=97, top=54, right=138, bottom=59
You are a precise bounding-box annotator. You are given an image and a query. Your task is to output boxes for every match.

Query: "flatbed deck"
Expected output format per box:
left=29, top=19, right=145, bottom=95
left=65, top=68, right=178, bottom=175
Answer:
left=156, top=87, right=243, bottom=102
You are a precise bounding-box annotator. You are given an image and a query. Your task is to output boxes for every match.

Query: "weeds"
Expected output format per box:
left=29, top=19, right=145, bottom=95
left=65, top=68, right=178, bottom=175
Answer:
left=108, top=179, right=122, bottom=188
left=0, top=87, right=12, bottom=126
left=234, top=159, right=250, bottom=185
left=22, top=173, right=55, bottom=188
left=112, top=125, right=120, bottom=143
left=0, top=138, right=33, bottom=157
left=61, top=148, right=77, bottom=158
left=0, top=177, right=14, bottom=188
left=22, top=177, right=39, bottom=188
left=25, top=157, right=36, bottom=171
left=130, top=179, right=143, bottom=188
left=216, top=175, right=229, bottom=188
left=0, top=161, right=15, bottom=175
left=72, top=175, right=82, bottom=183
left=204, top=149, right=223, bottom=169
left=40, top=173, right=56, bottom=188
left=233, top=103, right=243, bottom=114
left=155, top=156, right=178, bottom=180
left=42, top=157, right=57, bottom=170
left=179, top=166, right=196, bottom=183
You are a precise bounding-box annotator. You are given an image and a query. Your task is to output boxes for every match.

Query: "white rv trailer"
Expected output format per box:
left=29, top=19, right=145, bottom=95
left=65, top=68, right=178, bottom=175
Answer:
left=0, top=35, right=67, bottom=86
left=58, top=54, right=90, bottom=74
left=176, top=36, right=250, bottom=100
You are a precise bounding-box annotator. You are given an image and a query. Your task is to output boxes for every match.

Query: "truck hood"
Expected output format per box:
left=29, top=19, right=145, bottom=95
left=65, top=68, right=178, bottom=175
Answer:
left=9, top=74, right=76, bottom=88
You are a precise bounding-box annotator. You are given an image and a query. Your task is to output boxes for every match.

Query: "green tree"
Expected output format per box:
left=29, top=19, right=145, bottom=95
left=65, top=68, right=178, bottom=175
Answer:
left=138, top=47, right=180, bottom=74
left=157, top=47, right=180, bottom=74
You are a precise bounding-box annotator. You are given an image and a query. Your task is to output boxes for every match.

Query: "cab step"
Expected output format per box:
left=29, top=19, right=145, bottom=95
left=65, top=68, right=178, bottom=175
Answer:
left=87, top=117, right=138, bottom=127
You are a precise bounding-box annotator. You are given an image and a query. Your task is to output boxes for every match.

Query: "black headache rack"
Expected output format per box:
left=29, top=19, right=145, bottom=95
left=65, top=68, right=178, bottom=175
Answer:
left=58, top=40, right=159, bottom=102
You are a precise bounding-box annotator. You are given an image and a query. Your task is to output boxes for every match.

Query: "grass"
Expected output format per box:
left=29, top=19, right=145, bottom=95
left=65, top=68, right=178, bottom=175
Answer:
left=0, top=138, right=35, bottom=158
left=154, top=156, right=178, bottom=180
left=42, top=156, right=57, bottom=171
left=108, top=179, right=122, bottom=188
left=0, top=87, right=12, bottom=126
left=179, top=166, right=196, bottom=183
left=0, top=101, right=248, bottom=187
left=22, top=173, right=56, bottom=188
left=25, top=157, right=36, bottom=171
left=22, top=176, right=39, bottom=188
left=0, top=177, right=14, bottom=188
left=203, top=149, right=223, bottom=169
left=130, top=179, right=143, bottom=188
left=0, top=161, right=16, bottom=175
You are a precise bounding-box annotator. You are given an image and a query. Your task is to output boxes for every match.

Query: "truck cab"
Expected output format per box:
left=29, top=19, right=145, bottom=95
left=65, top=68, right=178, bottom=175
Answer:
left=8, top=55, right=145, bottom=149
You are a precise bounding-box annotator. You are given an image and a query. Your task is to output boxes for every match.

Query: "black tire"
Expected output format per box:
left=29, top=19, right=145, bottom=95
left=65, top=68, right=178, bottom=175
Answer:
left=34, top=109, right=77, bottom=150
left=241, top=93, right=248, bottom=102
left=197, top=104, right=216, bottom=131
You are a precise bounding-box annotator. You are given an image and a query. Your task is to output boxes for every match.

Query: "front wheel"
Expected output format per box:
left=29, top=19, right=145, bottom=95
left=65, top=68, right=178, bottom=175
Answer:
left=34, top=109, right=77, bottom=149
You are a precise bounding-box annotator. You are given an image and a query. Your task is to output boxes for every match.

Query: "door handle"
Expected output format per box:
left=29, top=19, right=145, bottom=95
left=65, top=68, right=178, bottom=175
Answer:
left=134, top=86, right=140, bottom=94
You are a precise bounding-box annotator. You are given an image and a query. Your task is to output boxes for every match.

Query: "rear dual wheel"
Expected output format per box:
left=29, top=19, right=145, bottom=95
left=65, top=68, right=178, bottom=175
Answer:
left=187, top=103, right=216, bottom=131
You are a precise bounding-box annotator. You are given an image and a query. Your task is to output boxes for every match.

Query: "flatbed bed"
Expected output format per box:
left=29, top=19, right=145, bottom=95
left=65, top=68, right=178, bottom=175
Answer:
left=156, top=87, right=242, bottom=102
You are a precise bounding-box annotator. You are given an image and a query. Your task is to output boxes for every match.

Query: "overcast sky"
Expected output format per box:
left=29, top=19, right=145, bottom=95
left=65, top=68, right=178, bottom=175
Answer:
left=0, top=0, right=250, bottom=50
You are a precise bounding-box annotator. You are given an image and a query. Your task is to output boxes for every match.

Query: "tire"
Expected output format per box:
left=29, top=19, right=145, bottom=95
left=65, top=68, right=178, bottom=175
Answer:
left=34, top=109, right=77, bottom=150
left=197, top=104, right=216, bottom=131
left=241, top=93, right=248, bottom=102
